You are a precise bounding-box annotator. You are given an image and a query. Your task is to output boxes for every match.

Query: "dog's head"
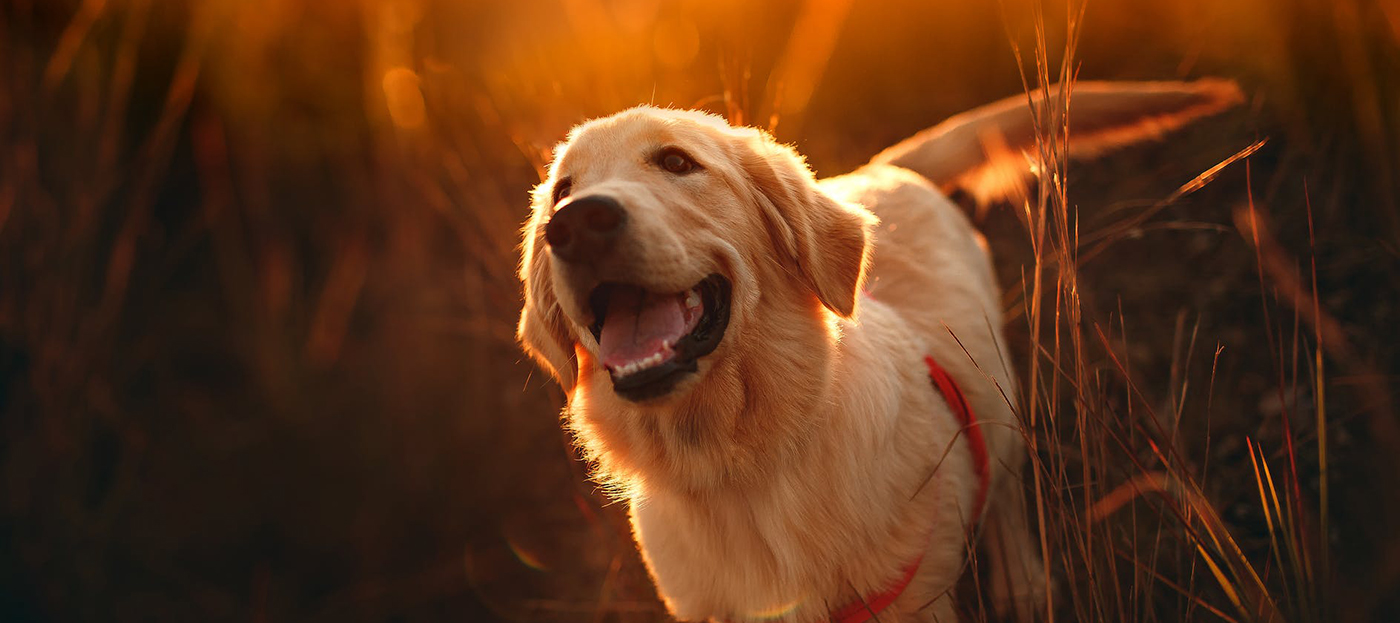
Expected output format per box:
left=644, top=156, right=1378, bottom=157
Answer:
left=518, top=107, right=875, bottom=422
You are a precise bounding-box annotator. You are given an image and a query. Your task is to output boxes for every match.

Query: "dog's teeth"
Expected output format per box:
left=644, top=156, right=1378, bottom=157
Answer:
left=685, top=289, right=700, bottom=309
left=614, top=351, right=671, bottom=378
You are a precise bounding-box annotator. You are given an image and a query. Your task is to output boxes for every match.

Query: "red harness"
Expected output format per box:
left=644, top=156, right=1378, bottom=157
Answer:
left=825, top=355, right=991, bottom=623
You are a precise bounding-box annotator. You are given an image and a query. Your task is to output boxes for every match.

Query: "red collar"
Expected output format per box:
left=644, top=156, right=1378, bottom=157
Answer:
left=825, top=355, right=990, bottom=623
left=924, top=355, right=991, bottom=521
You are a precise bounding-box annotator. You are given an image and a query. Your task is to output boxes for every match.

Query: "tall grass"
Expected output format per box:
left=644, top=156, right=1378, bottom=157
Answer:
left=1002, top=1, right=1398, bottom=622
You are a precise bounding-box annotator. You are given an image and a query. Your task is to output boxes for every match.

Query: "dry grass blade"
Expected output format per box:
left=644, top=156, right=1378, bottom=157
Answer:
left=40, top=0, right=108, bottom=93
left=1077, top=138, right=1265, bottom=261
left=1303, top=185, right=1329, bottom=621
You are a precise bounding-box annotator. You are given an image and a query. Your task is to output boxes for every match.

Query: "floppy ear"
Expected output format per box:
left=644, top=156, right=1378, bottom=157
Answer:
left=741, top=133, right=877, bottom=318
left=517, top=214, right=578, bottom=391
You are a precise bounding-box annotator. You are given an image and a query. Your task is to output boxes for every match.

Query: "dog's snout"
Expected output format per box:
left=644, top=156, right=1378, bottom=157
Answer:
left=545, top=195, right=627, bottom=264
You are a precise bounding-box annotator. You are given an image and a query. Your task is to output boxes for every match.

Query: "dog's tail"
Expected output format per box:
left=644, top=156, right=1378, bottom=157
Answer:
left=869, top=79, right=1245, bottom=207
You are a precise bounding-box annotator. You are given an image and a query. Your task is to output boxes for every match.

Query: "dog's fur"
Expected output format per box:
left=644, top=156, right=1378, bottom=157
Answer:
left=518, top=80, right=1243, bottom=622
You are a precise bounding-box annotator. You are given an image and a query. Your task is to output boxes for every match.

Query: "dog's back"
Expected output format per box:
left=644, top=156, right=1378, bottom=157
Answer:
left=822, top=79, right=1245, bottom=621
left=821, top=164, right=1019, bottom=481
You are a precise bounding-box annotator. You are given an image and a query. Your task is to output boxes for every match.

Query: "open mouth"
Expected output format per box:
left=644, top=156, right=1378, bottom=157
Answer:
left=587, top=274, right=731, bottom=402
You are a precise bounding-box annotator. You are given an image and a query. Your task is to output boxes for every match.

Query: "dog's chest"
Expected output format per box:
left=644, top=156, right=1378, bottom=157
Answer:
left=628, top=368, right=971, bottom=622
left=630, top=481, right=830, bottom=621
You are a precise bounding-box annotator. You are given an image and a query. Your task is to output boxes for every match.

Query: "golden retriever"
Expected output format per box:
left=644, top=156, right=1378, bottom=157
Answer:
left=517, top=80, right=1242, bottom=623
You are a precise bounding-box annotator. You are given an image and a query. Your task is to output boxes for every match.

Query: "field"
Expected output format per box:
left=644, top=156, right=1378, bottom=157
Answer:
left=2, top=0, right=1398, bottom=621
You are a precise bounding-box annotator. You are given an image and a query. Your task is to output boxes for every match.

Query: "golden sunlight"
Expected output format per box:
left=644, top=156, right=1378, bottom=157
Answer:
left=382, top=66, right=426, bottom=129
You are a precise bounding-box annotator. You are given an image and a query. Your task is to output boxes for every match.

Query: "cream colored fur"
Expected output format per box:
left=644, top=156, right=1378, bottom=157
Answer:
left=517, top=80, right=1242, bottom=623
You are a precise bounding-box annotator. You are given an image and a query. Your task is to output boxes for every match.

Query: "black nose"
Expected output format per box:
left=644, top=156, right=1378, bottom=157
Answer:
left=545, top=195, right=627, bottom=264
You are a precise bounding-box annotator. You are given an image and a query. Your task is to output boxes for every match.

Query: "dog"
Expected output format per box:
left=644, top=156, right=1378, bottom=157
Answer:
left=517, top=80, right=1243, bottom=622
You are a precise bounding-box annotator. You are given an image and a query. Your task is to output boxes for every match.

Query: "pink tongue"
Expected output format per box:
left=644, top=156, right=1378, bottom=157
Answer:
left=599, top=287, right=690, bottom=369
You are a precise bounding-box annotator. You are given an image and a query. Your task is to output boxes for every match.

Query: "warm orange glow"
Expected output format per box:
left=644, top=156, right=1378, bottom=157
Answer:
left=653, top=17, right=700, bottom=69
left=382, top=67, right=426, bottom=129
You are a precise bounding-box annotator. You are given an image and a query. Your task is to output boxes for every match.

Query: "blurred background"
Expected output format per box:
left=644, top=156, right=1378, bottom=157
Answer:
left=2, top=0, right=1398, bottom=621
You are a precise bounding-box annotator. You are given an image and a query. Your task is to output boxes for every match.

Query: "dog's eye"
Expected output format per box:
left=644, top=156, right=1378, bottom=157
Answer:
left=552, top=177, right=573, bottom=205
left=655, top=148, right=698, bottom=175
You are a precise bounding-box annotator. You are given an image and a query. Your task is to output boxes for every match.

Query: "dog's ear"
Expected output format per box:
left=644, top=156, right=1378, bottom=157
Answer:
left=518, top=210, right=578, bottom=391
left=741, top=133, right=877, bottom=318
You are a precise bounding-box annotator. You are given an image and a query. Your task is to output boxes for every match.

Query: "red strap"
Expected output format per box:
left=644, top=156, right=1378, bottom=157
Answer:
left=924, top=355, right=990, bottom=521
left=828, top=555, right=923, bottom=623
left=824, top=355, right=990, bottom=623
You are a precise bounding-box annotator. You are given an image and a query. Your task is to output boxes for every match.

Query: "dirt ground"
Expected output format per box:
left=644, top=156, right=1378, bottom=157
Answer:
left=2, top=0, right=1398, bottom=622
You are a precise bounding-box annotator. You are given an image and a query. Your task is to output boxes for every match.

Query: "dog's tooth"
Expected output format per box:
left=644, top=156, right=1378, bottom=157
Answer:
left=615, top=351, right=673, bottom=378
left=685, top=289, right=700, bottom=309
